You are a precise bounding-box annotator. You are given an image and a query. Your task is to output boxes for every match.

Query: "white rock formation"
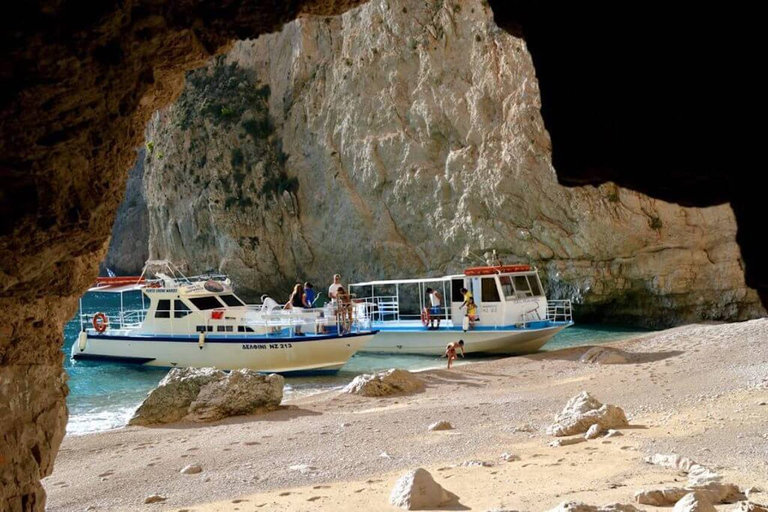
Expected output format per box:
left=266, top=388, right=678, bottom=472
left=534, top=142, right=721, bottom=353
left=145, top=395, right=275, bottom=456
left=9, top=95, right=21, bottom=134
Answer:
left=585, top=424, right=603, bottom=439
left=343, top=369, right=424, bottom=397
left=673, top=492, right=717, bottom=512
left=139, top=0, right=764, bottom=327
left=500, top=452, right=520, bottom=462
left=129, top=368, right=283, bottom=425
left=389, top=468, right=459, bottom=510
left=644, top=453, right=699, bottom=472
left=428, top=420, right=453, bottom=431
left=734, top=502, right=768, bottom=512
left=579, top=347, right=630, bottom=365
left=548, top=502, right=642, bottom=512
left=548, top=392, right=628, bottom=437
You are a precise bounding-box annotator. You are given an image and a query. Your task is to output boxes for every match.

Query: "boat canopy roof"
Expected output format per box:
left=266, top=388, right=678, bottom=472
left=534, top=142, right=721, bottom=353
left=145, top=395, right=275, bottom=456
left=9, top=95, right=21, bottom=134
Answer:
left=87, top=282, right=145, bottom=293
left=350, top=275, right=464, bottom=287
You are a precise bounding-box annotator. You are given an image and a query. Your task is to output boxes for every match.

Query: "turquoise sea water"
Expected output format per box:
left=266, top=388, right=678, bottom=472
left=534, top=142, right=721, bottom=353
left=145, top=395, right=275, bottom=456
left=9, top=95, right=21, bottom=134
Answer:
left=63, top=293, right=649, bottom=435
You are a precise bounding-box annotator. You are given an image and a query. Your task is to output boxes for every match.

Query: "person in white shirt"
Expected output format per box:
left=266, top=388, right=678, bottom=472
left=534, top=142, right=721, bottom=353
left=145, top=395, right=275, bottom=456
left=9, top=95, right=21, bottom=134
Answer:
left=328, top=274, right=343, bottom=302
left=425, top=287, right=443, bottom=329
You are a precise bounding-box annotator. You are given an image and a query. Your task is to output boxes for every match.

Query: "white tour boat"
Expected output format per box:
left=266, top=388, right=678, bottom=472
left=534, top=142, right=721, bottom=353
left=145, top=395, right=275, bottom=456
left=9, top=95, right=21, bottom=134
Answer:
left=348, top=264, right=573, bottom=355
left=71, top=261, right=376, bottom=374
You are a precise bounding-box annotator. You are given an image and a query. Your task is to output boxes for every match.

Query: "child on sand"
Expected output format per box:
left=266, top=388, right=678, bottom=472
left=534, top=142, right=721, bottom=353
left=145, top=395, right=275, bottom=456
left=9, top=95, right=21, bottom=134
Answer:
left=443, top=340, right=465, bottom=369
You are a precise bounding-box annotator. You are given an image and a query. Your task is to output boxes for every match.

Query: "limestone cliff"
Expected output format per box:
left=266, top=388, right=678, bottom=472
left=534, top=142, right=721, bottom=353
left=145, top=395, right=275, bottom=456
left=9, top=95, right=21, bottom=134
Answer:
left=101, top=150, right=149, bottom=275
left=142, top=0, right=764, bottom=327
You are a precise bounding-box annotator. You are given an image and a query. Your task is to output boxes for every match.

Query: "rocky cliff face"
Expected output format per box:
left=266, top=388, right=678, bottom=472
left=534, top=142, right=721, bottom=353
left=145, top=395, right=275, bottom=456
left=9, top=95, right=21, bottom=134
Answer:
left=142, top=0, right=763, bottom=327
left=101, top=150, right=149, bottom=275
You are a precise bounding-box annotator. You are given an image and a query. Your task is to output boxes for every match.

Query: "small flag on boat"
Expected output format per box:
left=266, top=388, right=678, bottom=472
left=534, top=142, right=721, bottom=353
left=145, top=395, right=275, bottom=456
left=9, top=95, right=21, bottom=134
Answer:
left=106, top=268, right=116, bottom=278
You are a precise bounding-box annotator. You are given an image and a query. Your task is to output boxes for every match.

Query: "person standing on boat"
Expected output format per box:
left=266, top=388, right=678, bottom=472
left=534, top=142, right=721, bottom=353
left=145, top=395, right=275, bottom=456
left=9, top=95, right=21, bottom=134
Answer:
left=460, top=287, right=476, bottom=330
left=286, top=283, right=305, bottom=335
left=303, top=282, right=316, bottom=308
left=443, top=340, right=465, bottom=369
left=329, top=274, right=343, bottom=301
left=335, top=286, right=353, bottom=334
left=425, top=287, right=443, bottom=330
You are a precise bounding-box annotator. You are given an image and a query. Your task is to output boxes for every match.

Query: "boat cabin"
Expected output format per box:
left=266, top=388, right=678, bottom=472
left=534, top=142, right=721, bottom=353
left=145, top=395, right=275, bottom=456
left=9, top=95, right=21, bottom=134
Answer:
left=349, top=265, right=571, bottom=329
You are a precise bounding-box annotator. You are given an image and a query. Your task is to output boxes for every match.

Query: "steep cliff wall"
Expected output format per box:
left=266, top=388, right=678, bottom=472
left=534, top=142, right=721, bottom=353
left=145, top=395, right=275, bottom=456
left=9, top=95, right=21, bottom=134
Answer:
left=143, top=0, right=763, bottom=327
left=101, top=150, right=149, bottom=275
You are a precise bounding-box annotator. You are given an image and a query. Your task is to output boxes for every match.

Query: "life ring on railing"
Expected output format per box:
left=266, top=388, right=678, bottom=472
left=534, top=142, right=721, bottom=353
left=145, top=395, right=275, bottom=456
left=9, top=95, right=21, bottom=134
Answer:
left=421, top=307, right=430, bottom=327
left=92, top=312, right=109, bottom=333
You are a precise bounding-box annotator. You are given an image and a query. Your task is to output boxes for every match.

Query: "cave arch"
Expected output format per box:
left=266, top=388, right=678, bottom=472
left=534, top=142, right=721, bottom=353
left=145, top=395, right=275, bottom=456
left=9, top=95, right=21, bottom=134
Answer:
left=1, top=1, right=763, bottom=509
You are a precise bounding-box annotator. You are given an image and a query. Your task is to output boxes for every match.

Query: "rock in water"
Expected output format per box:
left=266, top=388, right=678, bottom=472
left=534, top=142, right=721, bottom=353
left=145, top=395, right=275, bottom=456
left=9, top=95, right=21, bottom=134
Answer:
left=548, top=391, right=628, bottom=437
left=343, top=369, right=424, bottom=397
left=389, top=468, right=459, bottom=510
left=428, top=421, right=453, bottom=431
left=673, top=492, right=717, bottom=512
left=579, top=347, right=630, bottom=364
left=129, top=368, right=283, bottom=425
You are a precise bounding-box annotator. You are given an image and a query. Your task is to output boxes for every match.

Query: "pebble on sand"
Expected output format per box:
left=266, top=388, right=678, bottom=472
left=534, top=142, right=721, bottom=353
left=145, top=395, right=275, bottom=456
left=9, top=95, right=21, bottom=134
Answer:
left=144, top=494, right=168, bottom=504
left=500, top=452, right=520, bottom=462
left=428, top=421, right=453, bottom=431
left=180, top=464, right=203, bottom=475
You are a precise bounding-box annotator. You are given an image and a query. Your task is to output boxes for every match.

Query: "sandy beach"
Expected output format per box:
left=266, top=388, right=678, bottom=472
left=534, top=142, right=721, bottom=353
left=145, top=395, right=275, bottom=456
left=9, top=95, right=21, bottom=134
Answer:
left=44, top=319, right=768, bottom=511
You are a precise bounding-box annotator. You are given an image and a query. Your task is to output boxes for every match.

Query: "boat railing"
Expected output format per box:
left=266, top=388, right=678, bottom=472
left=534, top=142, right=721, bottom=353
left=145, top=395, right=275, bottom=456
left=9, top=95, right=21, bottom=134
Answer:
left=547, top=300, right=573, bottom=323
left=79, top=302, right=374, bottom=337
left=354, top=296, right=401, bottom=322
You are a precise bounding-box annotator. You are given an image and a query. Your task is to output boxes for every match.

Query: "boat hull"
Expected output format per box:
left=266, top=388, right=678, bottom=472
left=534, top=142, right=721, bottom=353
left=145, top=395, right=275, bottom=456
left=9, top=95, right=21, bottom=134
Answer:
left=360, top=322, right=571, bottom=355
left=71, top=331, right=374, bottom=373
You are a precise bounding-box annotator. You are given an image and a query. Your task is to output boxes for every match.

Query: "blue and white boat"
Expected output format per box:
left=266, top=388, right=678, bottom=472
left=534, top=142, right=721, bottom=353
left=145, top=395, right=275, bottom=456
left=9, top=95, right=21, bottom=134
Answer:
left=71, top=261, right=376, bottom=374
left=348, top=264, right=572, bottom=355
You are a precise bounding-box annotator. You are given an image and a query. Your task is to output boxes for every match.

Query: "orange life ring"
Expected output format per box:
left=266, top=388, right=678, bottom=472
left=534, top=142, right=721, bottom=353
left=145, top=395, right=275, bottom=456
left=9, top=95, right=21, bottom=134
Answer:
left=421, top=307, right=430, bottom=327
left=92, top=312, right=109, bottom=333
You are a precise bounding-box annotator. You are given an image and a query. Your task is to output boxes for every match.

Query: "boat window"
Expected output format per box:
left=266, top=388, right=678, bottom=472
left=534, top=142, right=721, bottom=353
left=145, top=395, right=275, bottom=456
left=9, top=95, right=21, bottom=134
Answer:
left=481, top=278, right=501, bottom=302
left=207, top=326, right=213, bottom=332
left=499, top=276, right=514, bottom=299
left=451, top=279, right=465, bottom=301
left=237, top=326, right=255, bottom=332
left=155, top=299, right=171, bottom=318
left=225, top=325, right=233, bottom=332
left=190, top=296, right=225, bottom=310
left=217, top=326, right=226, bottom=332
left=219, top=294, right=245, bottom=307
left=174, top=300, right=192, bottom=318
left=528, top=276, right=543, bottom=296
left=513, top=275, right=532, bottom=297
left=196, top=326, right=206, bottom=332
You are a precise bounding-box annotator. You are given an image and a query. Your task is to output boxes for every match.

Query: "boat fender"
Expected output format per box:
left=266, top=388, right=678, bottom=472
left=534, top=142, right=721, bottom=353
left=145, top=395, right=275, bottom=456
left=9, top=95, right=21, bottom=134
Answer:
left=198, top=332, right=205, bottom=350
left=462, top=316, right=470, bottom=331
left=92, top=312, right=108, bottom=333
left=77, top=331, right=88, bottom=352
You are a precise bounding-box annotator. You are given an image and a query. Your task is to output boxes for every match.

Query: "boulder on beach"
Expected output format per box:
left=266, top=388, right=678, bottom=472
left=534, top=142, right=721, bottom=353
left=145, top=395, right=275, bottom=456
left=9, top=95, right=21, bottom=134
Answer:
left=343, top=369, right=424, bottom=397
left=579, top=347, right=631, bottom=364
left=129, top=367, right=284, bottom=425
left=547, top=391, right=628, bottom=437
left=673, top=492, right=717, bottom=512
left=389, top=468, right=459, bottom=510
left=548, top=501, right=642, bottom=511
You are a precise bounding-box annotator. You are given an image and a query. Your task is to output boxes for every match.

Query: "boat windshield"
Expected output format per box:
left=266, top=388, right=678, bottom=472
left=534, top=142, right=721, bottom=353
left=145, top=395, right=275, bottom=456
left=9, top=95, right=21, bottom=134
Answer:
left=219, top=294, right=245, bottom=307
left=189, top=296, right=225, bottom=310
